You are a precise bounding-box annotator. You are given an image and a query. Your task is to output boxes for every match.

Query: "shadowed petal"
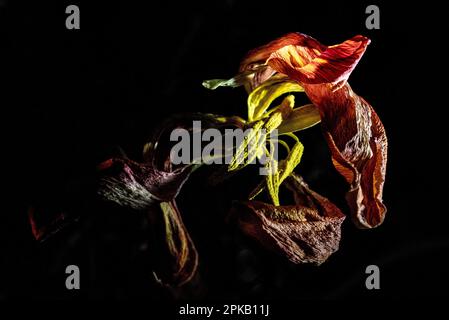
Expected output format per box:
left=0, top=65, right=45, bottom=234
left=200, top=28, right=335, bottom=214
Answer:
left=238, top=33, right=325, bottom=92
left=245, top=33, right=387, bottom=228
left=148, top=201, right=198, bottom=287
left=97, top=158, right=194, bottom=209
left=230, top=174, right=345, bottom=265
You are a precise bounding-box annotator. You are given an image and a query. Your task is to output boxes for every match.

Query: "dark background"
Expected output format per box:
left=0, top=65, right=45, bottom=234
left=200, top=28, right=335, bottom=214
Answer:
left=1, top=0, right=448, bottom=302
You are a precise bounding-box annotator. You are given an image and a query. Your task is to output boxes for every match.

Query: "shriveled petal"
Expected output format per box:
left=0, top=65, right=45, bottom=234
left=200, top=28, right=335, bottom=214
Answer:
left=239, top=33, right=326, bottom=71
left=247, top=33, right=386, bottom=228
left=148, top=201, right=198, bottom=287
left=268, top=35, right=370, bottom=87
left=236, top=33, right=324, bottom=92
left=98, top=158, right=194, bottom=210
left=304, top=83, right=387, bottom=228
left=230, top=174, right=345, bottom=265
left=97, top=158, right=198, bottom=286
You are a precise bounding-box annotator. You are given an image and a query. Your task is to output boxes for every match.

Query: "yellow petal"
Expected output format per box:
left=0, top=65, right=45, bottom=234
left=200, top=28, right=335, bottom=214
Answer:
left=265, top=158, right=280, bottom=206
left=228, top=121, right=265, bottom=171
left=279, top=140, right=304, bottom=183
left=247, top=79, right=303, bottom=121
left=277, top=104, right=321, bottom=134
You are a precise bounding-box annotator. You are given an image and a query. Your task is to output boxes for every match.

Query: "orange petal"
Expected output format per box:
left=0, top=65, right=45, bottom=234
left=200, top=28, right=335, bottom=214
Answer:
left=268, top=35, right=370, bottom=86
left=98, top=158, right=194, bottom=209
left=304, top=83, right=387, bottom=228
left=238, top=33, right=326, bottom=91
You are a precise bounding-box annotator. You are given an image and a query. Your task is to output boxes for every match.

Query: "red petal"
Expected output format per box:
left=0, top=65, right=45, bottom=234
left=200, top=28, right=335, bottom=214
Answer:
left=239, top=32, right=326, bottom=72
left=268, top=35, right=370, bottom=85
left=304, top=83, right=387, bottom=228
left=238, top=33, right=326, bottom=91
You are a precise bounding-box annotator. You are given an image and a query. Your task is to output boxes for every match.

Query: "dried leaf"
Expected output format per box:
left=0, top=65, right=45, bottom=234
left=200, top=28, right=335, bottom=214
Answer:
left=239, top=33, right=326, bottom=91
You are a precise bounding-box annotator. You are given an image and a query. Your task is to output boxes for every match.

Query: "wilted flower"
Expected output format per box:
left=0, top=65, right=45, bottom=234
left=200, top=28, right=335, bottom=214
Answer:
left=204, top=32, right=387, bottom=229
left=30, top=32, right=388, bottom=288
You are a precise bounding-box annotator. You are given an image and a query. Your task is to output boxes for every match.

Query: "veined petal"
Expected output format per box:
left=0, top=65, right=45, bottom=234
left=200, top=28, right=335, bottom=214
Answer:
left=239, top=33, right=326, bottom=73
left=238, top=33, right=325, bottom=92
left=98, top=158, right=194, bottom=209
left=228, top=120, right=265, bottom=172
left=304, top=83, right=387, bottom=228
left=149, top=200, right=198, bottom=287
left=242, top=33, right=387, bottom=228
left=268, top=35, right=370, bottom=86
left=28, top=206, right=75, bottom=242
left=230, top=173, right=345, bottom=265
left=279, top=140, right=304, bottom=183
left=247, top=79, right=302, bottom=121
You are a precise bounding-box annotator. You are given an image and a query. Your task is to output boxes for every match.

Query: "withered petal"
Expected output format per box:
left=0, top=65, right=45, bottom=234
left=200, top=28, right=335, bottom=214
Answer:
left=243, top=33, right=387, bottom=228
left=148, top=201, right=198, bottom=287
left=98, top=158, right=194, bottom=210
left=239, top=32, right=326, bottom=72
left=267, top=35, right=370, bottom=86
left=304, top=83, right=388, bottom=228
left=238, top=33, right=325, bottom=91
left=230, top=174, right=345, bottom=265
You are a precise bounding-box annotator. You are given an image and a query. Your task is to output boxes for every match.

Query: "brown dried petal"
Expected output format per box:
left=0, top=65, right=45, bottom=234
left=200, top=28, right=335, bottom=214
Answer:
left=230, top=174, right=345, bottom=265
left=304, top=83, right=387, bottom=228
left=97, top=158, right=194, bottom=210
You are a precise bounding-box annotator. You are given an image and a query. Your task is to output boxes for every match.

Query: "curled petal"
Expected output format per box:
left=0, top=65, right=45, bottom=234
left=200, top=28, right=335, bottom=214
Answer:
left=245, top=33, right=387, bottom=228
left=304, top=83, right=387, bottom=228
left=247, top=78, right=303, bottom=121
left=230, top=174, right=345, bottom=265
left=268, top=35, right=370, bottom=86
left=237, top=33, right=325, bottom=92
left=98, top=158, right=194, bottom=210
left=239, top=33, right=326, bottom=72
left=148, top=201, right=198, bottom=287
left=28, top=206, right=75, bottom=242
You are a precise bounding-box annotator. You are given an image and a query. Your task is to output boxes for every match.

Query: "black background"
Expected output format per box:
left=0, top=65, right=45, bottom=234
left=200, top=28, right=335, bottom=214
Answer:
left=1, top=0, right=448, bottom=302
